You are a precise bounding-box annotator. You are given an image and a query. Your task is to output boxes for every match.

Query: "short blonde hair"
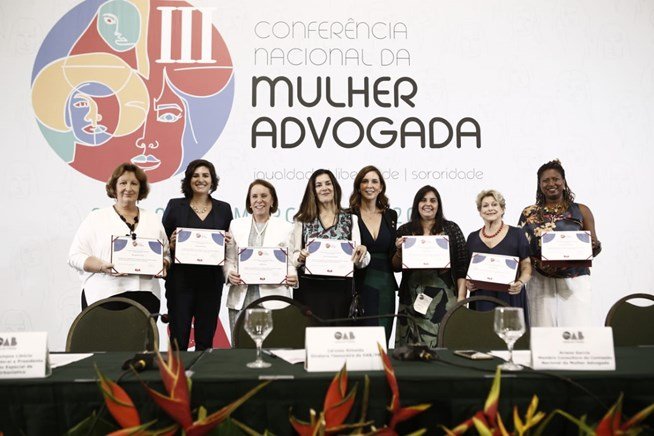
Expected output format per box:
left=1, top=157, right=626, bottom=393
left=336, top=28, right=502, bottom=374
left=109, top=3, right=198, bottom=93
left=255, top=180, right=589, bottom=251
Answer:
left=475, top=189, right=506, bottom=211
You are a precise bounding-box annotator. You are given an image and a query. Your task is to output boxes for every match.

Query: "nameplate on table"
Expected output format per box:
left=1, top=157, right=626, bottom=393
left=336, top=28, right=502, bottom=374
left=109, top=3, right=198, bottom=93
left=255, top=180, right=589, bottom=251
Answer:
left=0, top=332, right=51, bottom=379
left=531, top=327, right=615, bottom=371
left=111, top=236, right=164, bottom=275
left=304, top=238, right=354, bottom=277
left=174, top=228, right=225, bottom=266
left=238, top=247, right=288, bottom=284
left=402, top=235, right=450, bottom=269
left=541, top=231, right=592, bottom=268
left=466, top=252, right=519, bottom=291
left=305, top=327, right=386, bottom=372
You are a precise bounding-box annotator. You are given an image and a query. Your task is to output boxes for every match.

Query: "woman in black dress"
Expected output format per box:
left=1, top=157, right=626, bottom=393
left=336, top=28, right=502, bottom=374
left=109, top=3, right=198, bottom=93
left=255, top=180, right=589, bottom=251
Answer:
left=163, top=159, right=233, bottom=350
left=348, top=165, right=398, bottom=343
left=465, top=189, right=531, bottom=322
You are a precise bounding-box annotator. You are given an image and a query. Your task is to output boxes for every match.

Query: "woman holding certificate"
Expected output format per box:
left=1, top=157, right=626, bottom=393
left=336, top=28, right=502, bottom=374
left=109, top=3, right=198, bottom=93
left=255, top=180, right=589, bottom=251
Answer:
left=348, top=165, right=398, bottom=343
left=163, top=159, right=233, bottom=351
left=391, top=185, right=467, bottom=348
left=68, top=163, right=170, bottom=314
left=224, top=179, right=298, bottom=331
left=465, top=190, right=532, bottom=321
left=519, top=159, right=601, bottom=327
left=291, top=169, right=370, bottom=321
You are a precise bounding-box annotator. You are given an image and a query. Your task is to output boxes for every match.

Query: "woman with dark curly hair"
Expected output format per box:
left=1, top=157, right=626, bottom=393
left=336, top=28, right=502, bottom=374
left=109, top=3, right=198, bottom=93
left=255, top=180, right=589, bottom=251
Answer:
left=162, top=159, right=233, bottom=350
left=392, top=185, right=468, bottom=347
left=518, top=159, right=601, bottom=327
left=68, top=163, right=170, bottom=314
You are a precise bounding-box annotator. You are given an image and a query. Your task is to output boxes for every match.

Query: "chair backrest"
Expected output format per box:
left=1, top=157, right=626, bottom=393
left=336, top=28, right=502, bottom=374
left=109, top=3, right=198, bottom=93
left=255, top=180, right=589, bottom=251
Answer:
left=438, top=296, right=529, bottom=350
left=232, top=296, right=318, bottom=348
left=605, top=293, right=654, bottom=346
left=66, top=297, right=159, bottom=352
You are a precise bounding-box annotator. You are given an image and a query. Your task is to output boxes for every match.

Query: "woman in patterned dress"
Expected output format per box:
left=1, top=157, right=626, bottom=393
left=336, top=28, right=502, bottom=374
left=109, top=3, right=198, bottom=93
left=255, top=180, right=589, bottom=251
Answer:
left=519, top=159, right=601, bottom=327
left=392, top=185, right=468, bottom=347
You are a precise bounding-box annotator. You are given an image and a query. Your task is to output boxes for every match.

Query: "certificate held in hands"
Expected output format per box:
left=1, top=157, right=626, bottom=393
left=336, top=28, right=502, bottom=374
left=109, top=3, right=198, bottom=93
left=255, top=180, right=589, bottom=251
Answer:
left=402, top=235, right=450, bottom=269
left=238, top=247, right=289, bottom=285
left=174, top=228, right=225, bottom=266
left=304, top=238, right=354, bottom=277
left=467, top=252, right=520, bottom=291
left=111, top=236, right=164, bottom=276
left=541, top=230, right=592, bottom=268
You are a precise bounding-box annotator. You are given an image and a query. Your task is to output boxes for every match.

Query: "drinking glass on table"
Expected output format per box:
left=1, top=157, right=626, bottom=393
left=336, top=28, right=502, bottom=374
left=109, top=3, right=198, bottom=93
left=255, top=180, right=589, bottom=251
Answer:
left=493, top=307, right=526, bottom=371
left=244, top=308, right=273, bottom=368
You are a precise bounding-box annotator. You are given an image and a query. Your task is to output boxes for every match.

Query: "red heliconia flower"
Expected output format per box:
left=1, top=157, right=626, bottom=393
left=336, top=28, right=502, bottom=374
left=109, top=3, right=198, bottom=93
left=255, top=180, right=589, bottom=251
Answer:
left=95, top=365, right=141, bottom=429
left=290, top=364, right=359, bottom=435
left=142, top=348, right=193, bottom=428
left=377, top=344, right=431, bottom=433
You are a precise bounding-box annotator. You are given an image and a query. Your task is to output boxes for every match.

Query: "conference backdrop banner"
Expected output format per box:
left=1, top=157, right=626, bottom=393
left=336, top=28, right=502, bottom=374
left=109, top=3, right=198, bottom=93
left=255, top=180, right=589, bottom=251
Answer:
left=1, top=0, right=652, bottom=349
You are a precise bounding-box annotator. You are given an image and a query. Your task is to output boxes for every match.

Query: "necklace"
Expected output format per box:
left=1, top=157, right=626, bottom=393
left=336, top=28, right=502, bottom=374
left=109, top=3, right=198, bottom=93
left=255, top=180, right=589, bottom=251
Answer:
left=252, top=218, right=269, bottom=245
left=543, top=203, right=566, bottom=215
left=191, top=200, right=210, bottom=214
left=481, top=221, right=504, bottom=239
left=113, top=205, right=139, bottom=240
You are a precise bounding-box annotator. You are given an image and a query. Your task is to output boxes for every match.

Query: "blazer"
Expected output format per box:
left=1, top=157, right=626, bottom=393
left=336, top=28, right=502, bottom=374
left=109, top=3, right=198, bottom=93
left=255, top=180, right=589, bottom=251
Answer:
left=224, top=216, right=295, bottom=310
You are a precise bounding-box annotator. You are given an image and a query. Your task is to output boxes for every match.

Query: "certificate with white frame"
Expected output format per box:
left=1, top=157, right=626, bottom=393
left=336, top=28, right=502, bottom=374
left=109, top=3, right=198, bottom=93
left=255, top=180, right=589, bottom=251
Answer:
left=304, top=238, right=354, bottom=277
left=174, top=228, right=225, bottom=266
left=238, top=247, right=289, bottom=285
left=466, top=252, right=520, bottom=291
left=541, top=230, right=592, bottom=267
left=402, top=235, right=450, bottom=269
left=110, top=236, right=164, bottom=276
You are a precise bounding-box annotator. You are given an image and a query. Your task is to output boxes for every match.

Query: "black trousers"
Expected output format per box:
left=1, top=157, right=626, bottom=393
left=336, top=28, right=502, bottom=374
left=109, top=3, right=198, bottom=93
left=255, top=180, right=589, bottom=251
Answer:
left=166, top=286, right=221, bottom=351
left=294, top=276, right=352, bottom=323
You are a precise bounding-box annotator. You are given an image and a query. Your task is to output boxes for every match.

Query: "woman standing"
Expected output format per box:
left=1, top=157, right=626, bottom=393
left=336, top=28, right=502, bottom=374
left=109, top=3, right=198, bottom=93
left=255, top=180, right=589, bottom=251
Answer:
left=465, top=189, right=532, bottom=323
left=348, top=165, right=398, bottom=343
left=224, top=179, right=298, bottom=332
left=519, top=159, right=601, bottom=327
left=68, top=163, right=170, bottom=314
left=291, top=169, right=370, bottom=321
left=392, top=185, right=467, bottom=348
left=162, top=159, right=233, bottom=351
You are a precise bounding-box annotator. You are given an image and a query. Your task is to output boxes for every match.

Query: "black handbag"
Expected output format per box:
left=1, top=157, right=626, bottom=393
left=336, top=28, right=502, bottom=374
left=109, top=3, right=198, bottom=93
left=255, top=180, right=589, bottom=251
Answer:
left=348, top=281, right=365, bottom=319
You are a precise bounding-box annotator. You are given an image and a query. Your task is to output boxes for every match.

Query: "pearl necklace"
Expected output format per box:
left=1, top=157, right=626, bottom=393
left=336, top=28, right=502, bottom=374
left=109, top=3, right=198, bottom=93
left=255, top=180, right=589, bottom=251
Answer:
left=482, top=221, right=504, bottom=239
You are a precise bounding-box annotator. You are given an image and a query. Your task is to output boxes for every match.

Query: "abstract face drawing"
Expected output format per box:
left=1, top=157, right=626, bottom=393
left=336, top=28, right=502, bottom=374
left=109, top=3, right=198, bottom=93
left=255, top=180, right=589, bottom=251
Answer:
left=96, top=0, right=141, bottom=52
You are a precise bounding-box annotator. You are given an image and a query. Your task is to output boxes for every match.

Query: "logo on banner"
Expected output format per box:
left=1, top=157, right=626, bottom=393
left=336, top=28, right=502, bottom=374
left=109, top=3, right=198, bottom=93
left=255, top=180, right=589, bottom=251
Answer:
left=31, top=0, right=234, bottom=183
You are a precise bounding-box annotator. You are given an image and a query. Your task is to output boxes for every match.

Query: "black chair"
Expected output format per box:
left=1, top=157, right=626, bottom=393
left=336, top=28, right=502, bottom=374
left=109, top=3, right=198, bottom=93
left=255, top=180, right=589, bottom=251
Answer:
left=438, top=296, right=529, bottom=350
left=605, top=293, right=654, bottom=346
left=66, top=297, right=158, bottom=352
left=232, top=296, right=319, bottom=348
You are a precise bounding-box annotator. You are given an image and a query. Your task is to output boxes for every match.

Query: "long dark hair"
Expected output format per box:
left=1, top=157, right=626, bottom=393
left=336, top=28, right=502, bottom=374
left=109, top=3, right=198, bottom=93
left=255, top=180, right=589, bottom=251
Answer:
left=408, top=185, right=445, bottom=235
left=293, top=169, right=342, bottom=222
left=348, top=165, right=390, bottom=211
left=535, top=159, right=575, bottom=206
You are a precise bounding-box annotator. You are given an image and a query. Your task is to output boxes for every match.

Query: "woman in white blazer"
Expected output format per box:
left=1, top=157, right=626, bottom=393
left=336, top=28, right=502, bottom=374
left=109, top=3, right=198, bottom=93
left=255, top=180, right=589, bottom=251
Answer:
left=224, top=179, right=298, bottom=331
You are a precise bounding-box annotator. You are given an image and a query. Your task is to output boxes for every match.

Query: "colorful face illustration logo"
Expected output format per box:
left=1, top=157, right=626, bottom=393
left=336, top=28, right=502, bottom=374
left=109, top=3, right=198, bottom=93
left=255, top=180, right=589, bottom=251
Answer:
left=32, top=0, right=234, bottom=183
left=97, top=0, right=141, bottom=52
